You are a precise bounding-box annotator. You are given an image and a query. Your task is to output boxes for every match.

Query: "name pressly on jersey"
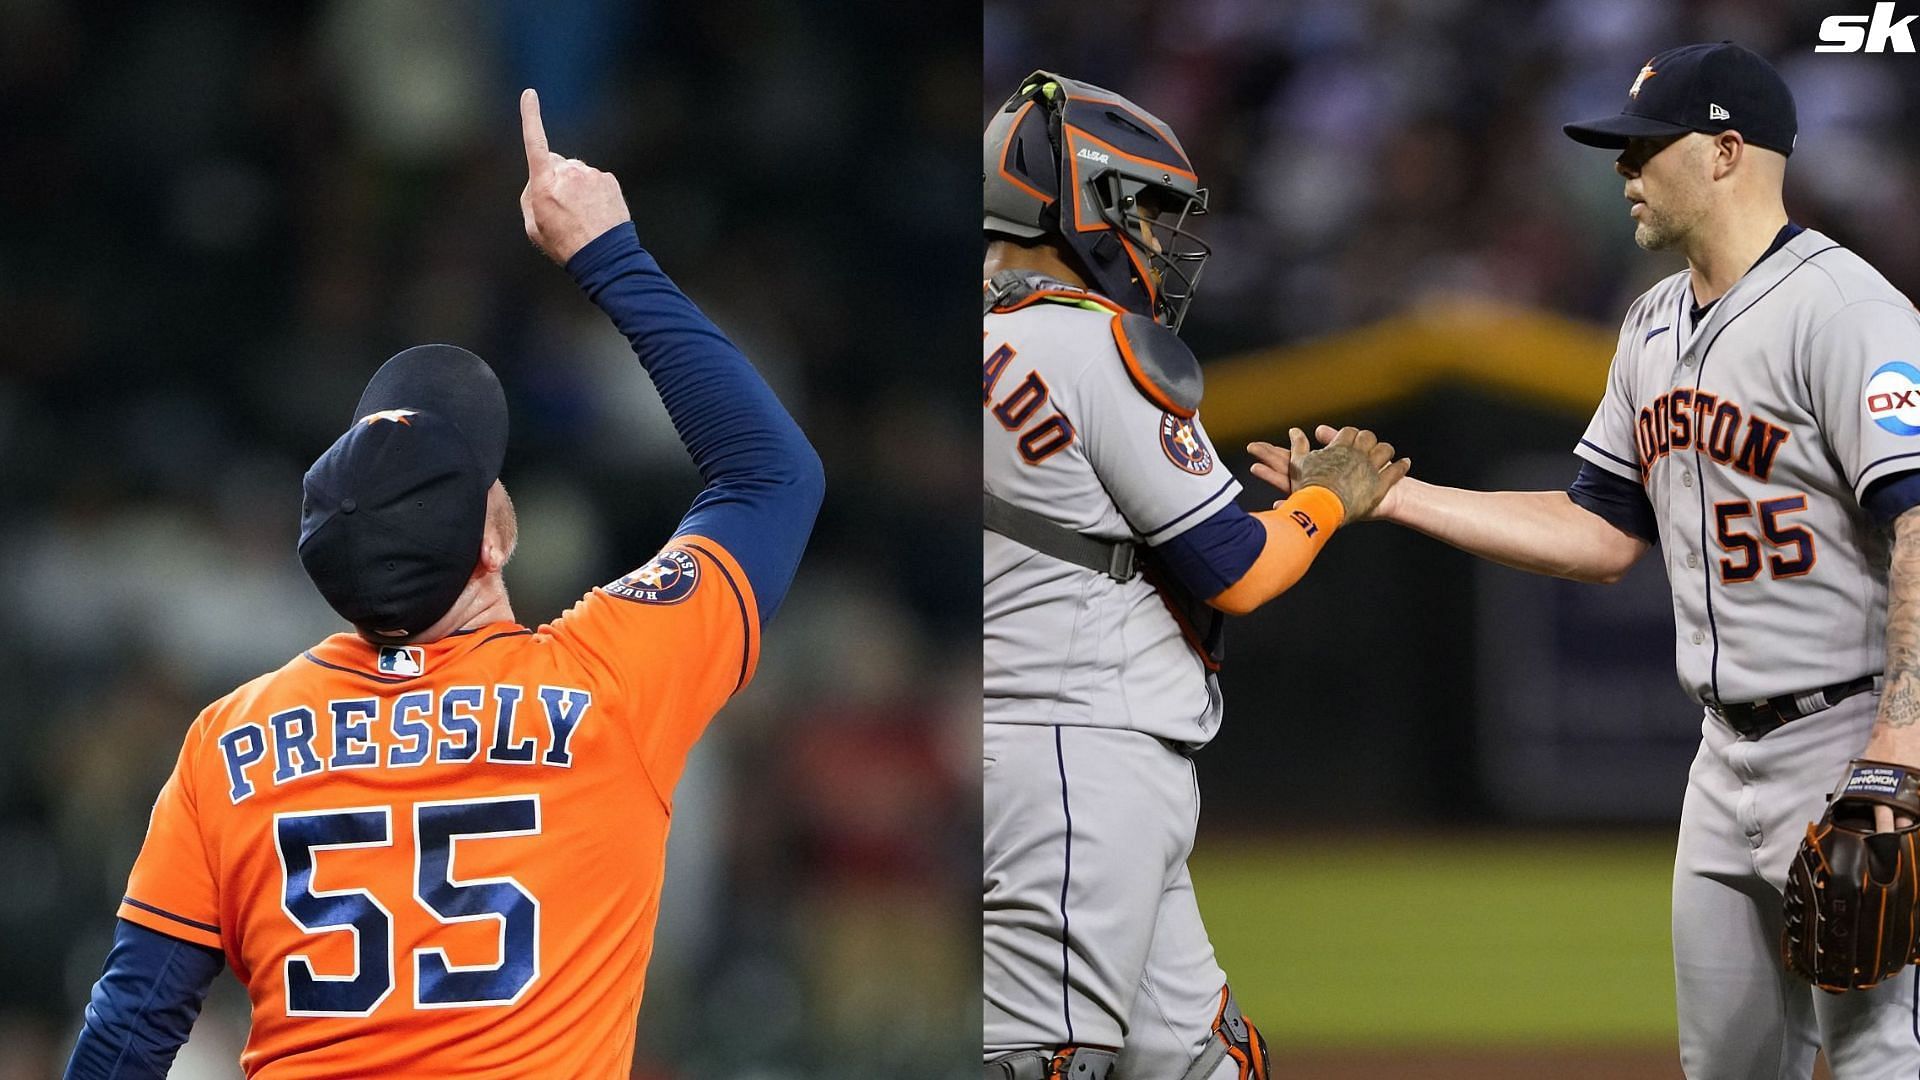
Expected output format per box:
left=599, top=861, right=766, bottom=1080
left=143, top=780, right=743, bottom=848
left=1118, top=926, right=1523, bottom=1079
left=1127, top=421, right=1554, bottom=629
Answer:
left=1635, top=386, right=1791, bottom=481
left=217, top=684, right=594, bottom=804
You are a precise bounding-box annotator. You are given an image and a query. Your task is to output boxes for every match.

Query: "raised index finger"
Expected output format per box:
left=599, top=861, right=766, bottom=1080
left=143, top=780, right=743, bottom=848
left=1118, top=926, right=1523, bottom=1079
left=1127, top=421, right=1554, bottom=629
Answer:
left=520, top=88, right=551, bottom=175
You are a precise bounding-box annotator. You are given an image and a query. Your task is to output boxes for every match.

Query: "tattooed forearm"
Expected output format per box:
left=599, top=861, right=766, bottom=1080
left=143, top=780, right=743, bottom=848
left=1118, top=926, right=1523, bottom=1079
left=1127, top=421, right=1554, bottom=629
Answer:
left=1883, top=674, right=1920, bottom=728
left=1878, top=509, right=1920, bottom=731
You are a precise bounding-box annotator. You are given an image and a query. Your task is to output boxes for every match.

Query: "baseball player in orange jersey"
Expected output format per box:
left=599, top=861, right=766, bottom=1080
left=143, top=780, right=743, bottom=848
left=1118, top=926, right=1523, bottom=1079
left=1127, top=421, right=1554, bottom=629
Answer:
left=62, top=89, right=824, bottom=1079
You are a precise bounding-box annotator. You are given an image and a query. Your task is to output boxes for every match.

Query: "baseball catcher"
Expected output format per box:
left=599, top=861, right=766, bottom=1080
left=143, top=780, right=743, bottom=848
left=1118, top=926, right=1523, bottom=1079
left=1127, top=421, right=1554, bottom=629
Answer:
left=982, top=71, right=1407, bottom=1080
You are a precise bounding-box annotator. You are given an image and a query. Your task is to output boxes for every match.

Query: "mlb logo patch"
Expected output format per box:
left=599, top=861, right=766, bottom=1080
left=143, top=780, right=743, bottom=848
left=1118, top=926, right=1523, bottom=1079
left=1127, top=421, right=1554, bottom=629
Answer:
left=377, top=646, right=426, bottom=677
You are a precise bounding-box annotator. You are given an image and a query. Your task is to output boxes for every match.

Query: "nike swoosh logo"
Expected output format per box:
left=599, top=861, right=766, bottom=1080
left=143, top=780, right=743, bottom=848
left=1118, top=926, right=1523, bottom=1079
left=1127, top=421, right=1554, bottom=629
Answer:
left=1645, top=325, right=1670, bottom=342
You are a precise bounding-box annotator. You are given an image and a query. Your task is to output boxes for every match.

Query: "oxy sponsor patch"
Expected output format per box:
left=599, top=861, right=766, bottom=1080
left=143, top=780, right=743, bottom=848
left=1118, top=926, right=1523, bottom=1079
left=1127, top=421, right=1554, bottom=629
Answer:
left=1866, top=361, right=1920, bottom=436
left=1160, top=413, right=1213, bottom=475
left=607, top=549, right=700, bottom=604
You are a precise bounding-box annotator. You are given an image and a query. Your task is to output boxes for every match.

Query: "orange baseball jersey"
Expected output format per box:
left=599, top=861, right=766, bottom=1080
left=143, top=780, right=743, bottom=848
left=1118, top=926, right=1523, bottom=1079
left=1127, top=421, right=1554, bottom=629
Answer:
left=116, top=536, right=756, bottom=1078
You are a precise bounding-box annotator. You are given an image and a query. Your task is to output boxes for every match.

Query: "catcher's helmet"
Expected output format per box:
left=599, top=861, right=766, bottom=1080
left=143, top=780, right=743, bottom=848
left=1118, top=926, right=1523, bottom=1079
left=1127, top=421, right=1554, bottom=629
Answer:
left=984, top=71, right=1210, bottom=331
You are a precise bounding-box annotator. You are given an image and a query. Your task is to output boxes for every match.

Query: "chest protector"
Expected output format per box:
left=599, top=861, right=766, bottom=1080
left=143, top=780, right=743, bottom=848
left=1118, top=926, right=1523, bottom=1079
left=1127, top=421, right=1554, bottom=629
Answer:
left=983, top=270, right=1225, bottom=671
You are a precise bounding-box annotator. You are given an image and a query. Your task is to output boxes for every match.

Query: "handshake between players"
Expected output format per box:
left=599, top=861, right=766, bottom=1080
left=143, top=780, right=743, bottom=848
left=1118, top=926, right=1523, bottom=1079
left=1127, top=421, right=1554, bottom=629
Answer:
left=1250, top=425, right=1409, bottom=524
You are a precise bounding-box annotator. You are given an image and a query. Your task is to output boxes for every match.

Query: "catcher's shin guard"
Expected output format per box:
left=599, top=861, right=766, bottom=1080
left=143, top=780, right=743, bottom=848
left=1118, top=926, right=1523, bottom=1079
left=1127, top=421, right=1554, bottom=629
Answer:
left=984, top=1047, right=1117, bottom=1080
left=1177, top=985, right=1270, bottom=1080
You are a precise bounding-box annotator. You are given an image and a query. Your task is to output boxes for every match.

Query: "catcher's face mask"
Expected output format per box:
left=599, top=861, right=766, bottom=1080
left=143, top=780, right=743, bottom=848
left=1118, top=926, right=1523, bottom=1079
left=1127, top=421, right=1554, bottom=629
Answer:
left=983, top=71, right=1212, bottom=332
left=1099, top=174, right=1210, bottom=332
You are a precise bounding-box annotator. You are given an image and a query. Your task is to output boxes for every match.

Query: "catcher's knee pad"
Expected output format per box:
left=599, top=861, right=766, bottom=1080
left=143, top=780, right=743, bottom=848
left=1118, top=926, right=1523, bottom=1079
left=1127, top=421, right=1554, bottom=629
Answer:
left=1177, top=985, right=1270, bottom=1080
left=983, top=1046, right=1117, bottom=1080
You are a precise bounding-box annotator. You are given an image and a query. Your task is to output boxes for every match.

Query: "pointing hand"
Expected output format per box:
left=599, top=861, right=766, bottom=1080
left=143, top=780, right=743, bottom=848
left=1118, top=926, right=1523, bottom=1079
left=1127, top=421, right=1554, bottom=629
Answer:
left=518, top=89, right=633, bottom=265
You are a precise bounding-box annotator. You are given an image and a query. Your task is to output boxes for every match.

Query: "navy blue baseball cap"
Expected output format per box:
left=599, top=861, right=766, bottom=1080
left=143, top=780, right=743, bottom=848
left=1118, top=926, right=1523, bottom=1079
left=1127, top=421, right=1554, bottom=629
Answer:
left=298, top=344, right=508, bottom=640
left=1564, top=42, right=1797, bottom=157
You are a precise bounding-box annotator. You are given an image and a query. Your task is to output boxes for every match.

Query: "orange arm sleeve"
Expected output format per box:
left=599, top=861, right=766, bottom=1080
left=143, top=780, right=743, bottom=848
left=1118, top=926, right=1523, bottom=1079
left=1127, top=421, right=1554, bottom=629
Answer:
left=1208, top=485, right=1346, bottom=615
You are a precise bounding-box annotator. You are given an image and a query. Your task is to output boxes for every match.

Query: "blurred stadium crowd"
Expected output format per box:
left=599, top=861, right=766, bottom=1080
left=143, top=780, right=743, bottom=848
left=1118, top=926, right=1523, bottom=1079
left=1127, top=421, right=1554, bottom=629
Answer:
left=985, top=0, right=1920, bottom=827
left=0, top=1, right=973, bottom=1077
left=986, top=0, right=1920, bottom=360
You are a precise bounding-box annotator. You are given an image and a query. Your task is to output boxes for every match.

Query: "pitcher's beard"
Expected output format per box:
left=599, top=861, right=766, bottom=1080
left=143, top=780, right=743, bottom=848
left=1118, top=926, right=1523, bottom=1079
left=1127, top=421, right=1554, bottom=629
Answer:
left=1633, top=208, right=1684, bottom=252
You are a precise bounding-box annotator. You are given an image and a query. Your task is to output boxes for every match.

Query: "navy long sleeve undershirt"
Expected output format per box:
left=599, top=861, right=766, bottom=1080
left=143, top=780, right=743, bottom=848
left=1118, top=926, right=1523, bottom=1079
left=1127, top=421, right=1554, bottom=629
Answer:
left=1152, top=502, right=1267, bottom=599
left=1567, top=461, right=1658, bottom=543
left=566, top=223, right=824, bottom=622
left=64, top=920, right=223, bottom=1079
left=1865, top=471, right=1920, bottom=526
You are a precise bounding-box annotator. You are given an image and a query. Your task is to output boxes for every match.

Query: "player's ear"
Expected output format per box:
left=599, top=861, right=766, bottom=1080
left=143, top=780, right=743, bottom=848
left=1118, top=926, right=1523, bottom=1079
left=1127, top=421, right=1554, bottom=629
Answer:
left=480, top=481, right=518, bottom=572
left=1712, top=131, right=1744, bottom=180
left=476, top=537, right=510, bottom=576
left=477, top=526, right=515, bottom=575
left=472, top=528, right=510, bottom=577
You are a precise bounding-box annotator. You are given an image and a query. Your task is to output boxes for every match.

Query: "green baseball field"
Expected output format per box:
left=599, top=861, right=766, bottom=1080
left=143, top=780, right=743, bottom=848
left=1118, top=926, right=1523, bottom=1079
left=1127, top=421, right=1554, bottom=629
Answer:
left=1190, top=831, right=1738, bottom=1078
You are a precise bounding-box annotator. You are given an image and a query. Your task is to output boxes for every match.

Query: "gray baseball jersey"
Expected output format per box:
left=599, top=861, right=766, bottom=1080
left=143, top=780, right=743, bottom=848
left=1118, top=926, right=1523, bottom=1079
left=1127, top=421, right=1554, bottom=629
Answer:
left=983, top=289, right=1240, bottom=746
left=1575, top=228, right=1920, bottom=707
left=1577, top=227, right=1920, bottom=1073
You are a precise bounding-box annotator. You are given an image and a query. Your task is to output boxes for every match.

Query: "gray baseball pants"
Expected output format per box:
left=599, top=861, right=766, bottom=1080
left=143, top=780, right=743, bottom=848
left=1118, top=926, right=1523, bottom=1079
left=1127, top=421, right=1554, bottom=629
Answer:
left=1676, top=692, right=1920, bottom=1078
left=984, top=723, right=1240, bottom=1078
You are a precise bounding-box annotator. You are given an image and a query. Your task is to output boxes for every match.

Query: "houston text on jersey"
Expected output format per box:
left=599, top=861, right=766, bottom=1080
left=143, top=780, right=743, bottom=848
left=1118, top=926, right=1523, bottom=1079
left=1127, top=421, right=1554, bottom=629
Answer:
left=1635, top=386, right=1790, bottom=482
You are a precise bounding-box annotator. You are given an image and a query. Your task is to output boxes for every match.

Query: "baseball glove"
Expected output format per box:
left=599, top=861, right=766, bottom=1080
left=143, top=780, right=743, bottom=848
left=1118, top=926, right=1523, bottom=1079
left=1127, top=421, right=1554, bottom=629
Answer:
left=1783, top=759, right=1920, bottom=992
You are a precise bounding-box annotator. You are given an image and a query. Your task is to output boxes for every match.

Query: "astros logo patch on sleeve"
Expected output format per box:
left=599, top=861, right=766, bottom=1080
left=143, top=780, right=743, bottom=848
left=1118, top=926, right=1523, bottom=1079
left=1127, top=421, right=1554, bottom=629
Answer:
left=1866, top=361, right=1920, bottom=436
left=606, top=548, right=701, bottom=604
left=1160, top=413, right=1214, bottom=474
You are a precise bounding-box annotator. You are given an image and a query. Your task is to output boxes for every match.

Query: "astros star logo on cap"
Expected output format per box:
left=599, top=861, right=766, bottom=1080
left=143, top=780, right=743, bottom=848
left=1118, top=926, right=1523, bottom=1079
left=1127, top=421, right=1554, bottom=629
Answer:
left=1629, top=61, right=1657, bottom=99
left=359, top=408, right=419, bottom=426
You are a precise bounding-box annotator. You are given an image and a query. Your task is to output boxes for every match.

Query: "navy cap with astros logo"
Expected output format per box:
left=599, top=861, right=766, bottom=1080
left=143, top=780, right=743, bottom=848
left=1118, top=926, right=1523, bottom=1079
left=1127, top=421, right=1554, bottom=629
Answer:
left=298, top=344, right=508, bottom=640
left=1564, top=42, right=1797, bottom=157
